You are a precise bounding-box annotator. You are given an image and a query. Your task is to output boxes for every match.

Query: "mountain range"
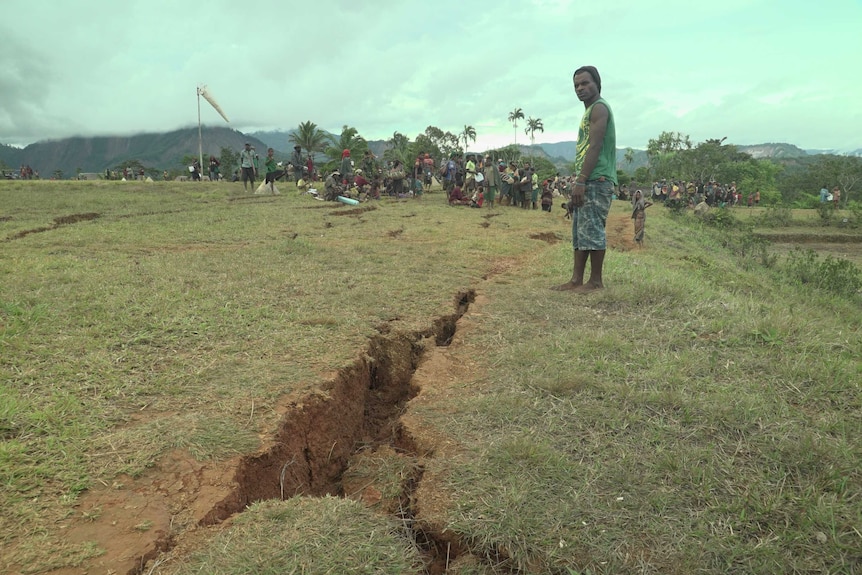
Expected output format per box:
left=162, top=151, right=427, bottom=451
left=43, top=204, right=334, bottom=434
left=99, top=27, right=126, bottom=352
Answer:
left=1, top=128, right=859, bottom=179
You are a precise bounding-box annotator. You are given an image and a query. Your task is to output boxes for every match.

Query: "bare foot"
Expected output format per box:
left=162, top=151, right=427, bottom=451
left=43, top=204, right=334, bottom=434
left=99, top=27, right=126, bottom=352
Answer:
left=572, top=282, right=603, bottom=294
left=550, top=281, right=583, bottom=291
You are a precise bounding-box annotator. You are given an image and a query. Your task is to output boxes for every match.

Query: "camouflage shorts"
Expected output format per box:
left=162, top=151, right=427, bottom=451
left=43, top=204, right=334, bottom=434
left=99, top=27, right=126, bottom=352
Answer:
left=571, top=179, right=614, bottom=250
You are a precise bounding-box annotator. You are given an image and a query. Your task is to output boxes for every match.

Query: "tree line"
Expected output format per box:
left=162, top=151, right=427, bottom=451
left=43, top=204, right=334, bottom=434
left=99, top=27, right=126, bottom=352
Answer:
left=617, top=131, right=862, bottom=208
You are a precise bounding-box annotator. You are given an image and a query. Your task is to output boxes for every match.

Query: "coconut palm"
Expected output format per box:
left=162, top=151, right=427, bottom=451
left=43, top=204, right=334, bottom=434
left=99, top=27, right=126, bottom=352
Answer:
left=383, top=131, right=411, bottom=165
left=525, top=117, right=544, bottom=148
left=461, top=125, right=477, bottom=153
left=624, top=147, right=635, bottom=167
left=507, top=108, right=524, bottom=145
left=323, top=125, right=369, bottom=172
left=289, top=121, right=332, bottom=155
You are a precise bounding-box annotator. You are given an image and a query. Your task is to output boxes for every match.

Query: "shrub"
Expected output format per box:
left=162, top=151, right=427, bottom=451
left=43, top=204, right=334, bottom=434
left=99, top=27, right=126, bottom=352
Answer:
left=701, top=207, right=739, bottom=230
left=783, top=248, right=861, bottom=297
left=721, top=229, right=777, bottom=270
left=816, top=202, right=834, bottom=226
left=841, top=202, right=862, bottom=229
left=790, top=194, right=821, bottom=210
left=663, top=198, right=687, bottom=216
left=755, top=205, right=793, bottom=228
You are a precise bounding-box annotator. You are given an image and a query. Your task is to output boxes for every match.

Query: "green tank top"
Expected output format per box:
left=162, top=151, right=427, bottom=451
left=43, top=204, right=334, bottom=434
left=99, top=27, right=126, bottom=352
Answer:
left=574, top=98, right=617, bottom=185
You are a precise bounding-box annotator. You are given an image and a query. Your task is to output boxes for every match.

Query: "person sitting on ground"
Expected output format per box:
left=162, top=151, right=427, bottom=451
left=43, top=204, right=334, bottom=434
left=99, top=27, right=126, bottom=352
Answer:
left=368, top=176, right=382, bottom=200
left=324, top=170, right=342, bottom=201
left=448, top=184, right=470, bottom=206
left=353, top=169, right=371, bottom=199
left=470, top=189, right=484, bottom=208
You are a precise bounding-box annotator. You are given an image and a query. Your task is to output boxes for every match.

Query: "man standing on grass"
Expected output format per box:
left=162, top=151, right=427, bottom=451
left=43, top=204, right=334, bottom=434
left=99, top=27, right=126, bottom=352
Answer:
left=553, top=65, right=617, bottom=293
left=291, top=145, right=304, bottom=184
left=240, top=143, right=257, bottom=192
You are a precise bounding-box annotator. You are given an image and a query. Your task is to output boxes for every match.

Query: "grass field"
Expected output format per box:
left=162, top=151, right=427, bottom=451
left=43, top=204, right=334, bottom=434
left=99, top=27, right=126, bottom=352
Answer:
left=1, top=181, right=859, bottom=574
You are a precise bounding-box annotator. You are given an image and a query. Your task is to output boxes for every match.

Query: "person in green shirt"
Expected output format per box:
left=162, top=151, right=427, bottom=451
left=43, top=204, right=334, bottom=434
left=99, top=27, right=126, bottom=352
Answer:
left=263, top=148, right=284, bottom=194
left=553, top=65, right=616, bottom=293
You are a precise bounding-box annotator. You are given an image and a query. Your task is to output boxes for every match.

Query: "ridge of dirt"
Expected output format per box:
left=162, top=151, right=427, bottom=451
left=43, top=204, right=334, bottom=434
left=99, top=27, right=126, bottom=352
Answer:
left=329, top=205, right=377, bottom=217
left=40, top=291, right=475, bottom=575
left=36, top=219, right=634, bottom=574
left=5, top=212, right=100, bottom=241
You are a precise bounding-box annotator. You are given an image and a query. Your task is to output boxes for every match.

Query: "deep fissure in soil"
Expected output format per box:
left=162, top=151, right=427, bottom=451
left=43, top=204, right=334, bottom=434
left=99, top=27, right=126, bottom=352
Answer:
left=166, top=290, right=478, bottom=572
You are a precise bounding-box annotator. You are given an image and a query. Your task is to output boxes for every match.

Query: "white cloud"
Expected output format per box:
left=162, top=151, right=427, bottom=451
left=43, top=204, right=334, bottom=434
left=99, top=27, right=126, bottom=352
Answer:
left=1, top=0, right=860, bottom=151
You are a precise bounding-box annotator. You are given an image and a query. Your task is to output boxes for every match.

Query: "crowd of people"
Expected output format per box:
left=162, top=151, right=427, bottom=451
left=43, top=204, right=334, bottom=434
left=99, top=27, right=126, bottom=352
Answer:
left=302, top=148, right=590, bottom=214
left=646, top=178, right=759, bottom=208
left=15, top=165, right=38, bottom=179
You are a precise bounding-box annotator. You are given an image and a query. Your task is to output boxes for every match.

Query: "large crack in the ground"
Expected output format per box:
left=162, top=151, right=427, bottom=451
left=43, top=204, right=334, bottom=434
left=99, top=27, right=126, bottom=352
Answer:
left=127, top=290, right=477, bottom=574
left=5, top=212, right=101, bottom=241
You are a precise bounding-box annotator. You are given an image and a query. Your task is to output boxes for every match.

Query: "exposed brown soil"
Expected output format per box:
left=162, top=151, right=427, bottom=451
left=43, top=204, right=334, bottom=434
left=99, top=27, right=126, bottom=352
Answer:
left=5, top=212, right=100, bottom=240
left=329, top=205, right=377, bottom=217
left=41, top=291, right=474, bottom=575
left=36, top=216, right=638, bottom=575
left=608, top=212, right=638, bottom=251
left=528, top=231, right=562, bottom=244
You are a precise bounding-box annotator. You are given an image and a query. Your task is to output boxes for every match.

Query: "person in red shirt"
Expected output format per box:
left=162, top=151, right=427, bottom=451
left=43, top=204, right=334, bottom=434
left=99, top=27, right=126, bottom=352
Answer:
left=448, top=185, right=470, bottom=205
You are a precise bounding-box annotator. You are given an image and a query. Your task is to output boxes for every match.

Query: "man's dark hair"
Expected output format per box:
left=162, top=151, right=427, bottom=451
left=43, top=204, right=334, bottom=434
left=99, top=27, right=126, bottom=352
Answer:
left=574, top=66, right=601, bottom=92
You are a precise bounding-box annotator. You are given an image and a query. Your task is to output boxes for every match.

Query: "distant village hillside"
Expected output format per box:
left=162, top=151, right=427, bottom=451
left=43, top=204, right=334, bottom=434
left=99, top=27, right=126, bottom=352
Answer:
left=0, top=127, right=270, bottom=179
left=1, top=128, right=860, bottom=179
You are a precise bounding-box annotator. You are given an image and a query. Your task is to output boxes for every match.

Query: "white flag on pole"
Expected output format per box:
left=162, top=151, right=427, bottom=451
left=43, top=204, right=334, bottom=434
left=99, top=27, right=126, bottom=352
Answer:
left=198, top=85, right=229, bottom=123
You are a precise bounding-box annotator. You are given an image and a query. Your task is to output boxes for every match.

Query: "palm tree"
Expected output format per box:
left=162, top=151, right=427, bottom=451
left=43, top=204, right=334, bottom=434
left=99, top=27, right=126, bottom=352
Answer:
left=461, top=125, right=477, bottom=153
left=624, top=147, right=634, bottom=167
left=507, top=108, right=524, bottom=145
left=323, top=125, right=369, bottom=171
left=525, top=117, right=544, bottom=148
left=384, top=131, right=411, bottom=165
left=289, top=121, right=332, bottom=155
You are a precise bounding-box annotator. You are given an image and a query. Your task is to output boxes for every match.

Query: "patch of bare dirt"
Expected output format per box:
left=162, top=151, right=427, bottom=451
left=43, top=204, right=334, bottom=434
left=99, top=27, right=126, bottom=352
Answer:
left=6, top=212, right=100, bottom=241
left=608, top=212, right=637, bottom=251
left=329, top=205, right=377, bottom=217
left=39, top=229, right=603, bottom=574
left=482, top=257, right=519, bottom=280
left=52, top=213, right=101, bottom=226
left=45, top=291, right=476, bottom=575
left=528, top=231, right=562, bottom=244
left=226, top=196, right=277, bottom=203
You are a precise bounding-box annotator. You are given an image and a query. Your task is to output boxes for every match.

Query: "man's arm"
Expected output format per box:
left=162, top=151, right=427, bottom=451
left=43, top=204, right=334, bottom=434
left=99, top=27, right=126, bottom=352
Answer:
left=571, top=103, right=609, bottom=206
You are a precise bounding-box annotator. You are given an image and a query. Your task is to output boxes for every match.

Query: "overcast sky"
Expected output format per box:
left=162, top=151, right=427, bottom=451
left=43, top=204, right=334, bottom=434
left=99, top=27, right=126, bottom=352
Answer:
left=2, top=0, right=860, bottom=152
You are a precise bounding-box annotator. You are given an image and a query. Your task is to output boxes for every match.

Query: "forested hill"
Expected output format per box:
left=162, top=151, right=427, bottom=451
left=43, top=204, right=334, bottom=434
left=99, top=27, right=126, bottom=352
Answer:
left=2, top=129, right=859, bottom=179
left=0, top=127, right=270, bottom=178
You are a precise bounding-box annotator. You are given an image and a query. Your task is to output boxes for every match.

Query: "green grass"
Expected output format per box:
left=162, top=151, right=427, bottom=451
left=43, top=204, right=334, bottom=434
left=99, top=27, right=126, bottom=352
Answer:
left=1, top=181, right=860, bottom=574
left=170, top=497, right=423, bottom=574
left=0, top=179, right=559, bottom=572
left=413, top=208, right=862, bottom=574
